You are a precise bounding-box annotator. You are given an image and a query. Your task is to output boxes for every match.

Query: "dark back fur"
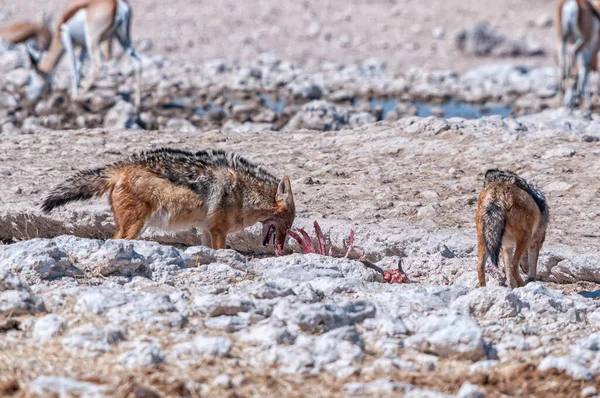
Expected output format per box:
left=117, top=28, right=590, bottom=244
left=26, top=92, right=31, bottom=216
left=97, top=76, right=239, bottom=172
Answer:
left=484, top=169, right=549, bottom=224
left=121, top=148, right=279, bottom=187
left=42, top=148, right=281, bottom=213
left=104, top=148, right=280, bottom=202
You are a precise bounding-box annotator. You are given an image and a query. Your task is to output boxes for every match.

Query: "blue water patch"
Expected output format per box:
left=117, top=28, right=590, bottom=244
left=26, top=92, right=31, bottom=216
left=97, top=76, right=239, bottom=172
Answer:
left=183, top=94, right=512, bottom=120
left=579, top=290, right=600, bottom=299
left=162, top=98, right=187, bottom=110
left=194, top=103, right=228, bottom=116
left=367, top=99, right=398, bottom=118
left=364, top=98, right=511, bottom=119
left=259, top=94, right=286, bottom=114
left=415, top=99, right=512, bottom=119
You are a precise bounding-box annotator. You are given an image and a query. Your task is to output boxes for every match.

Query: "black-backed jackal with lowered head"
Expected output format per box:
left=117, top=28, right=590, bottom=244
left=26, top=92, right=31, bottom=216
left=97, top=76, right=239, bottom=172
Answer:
left=476, top=169, right=549, bottom=288
left=41, top=148, right=296, bottom=251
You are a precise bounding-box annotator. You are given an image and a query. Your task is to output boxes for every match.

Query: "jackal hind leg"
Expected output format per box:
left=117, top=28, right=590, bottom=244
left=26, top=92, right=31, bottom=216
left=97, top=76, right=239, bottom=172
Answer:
left=112, top=211, right=126, bottom=240
left=494, top=247, right=509, bottom=287
left=477, top=237, right=487, bottom=287
left=123, top=218, right=147, bottom=240
left=121, top=203, right=151, bottom=240
left=503, top=247, right=515, bottom=288
left=113, top=224, right=126, bottom=240
left=210, top=230, right=227, bottom=250
left=110, top=191, right=126, bottom=239
left=526, top=247, right=539, bottom=284
left=509, top=239, right=528, bottom=288
left=111, top=189, right=151, bottom=240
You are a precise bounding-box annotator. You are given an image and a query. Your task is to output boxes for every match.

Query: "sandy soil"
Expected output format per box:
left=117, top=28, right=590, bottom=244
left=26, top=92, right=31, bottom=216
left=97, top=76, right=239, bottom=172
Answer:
left=1, top=1, right=600, bottom=397
left=1, top=114, right=600, bottom=251
left=0, top=347, right=595, bottom=398
left=2, top=0, right=558, bottom=74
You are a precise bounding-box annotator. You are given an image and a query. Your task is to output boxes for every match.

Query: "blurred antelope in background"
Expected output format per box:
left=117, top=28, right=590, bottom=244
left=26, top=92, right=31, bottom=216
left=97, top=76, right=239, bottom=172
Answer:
left=26, top=0, right=142, bottom=106
left=0, top=15, right=53, bottom=51
left=556, top=0, right=600, bottom=108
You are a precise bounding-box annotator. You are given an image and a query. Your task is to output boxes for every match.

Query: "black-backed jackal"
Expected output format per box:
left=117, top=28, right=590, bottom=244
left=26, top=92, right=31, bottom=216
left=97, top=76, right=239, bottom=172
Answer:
left=476, top=170, right=549, bottom=288
left=41, top=148, right=296, bottom=251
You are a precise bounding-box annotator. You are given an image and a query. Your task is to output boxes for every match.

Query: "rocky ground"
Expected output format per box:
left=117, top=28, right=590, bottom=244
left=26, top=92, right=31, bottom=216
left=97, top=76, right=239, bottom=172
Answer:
left=0, top=39, right=584, bottom=135
left=1, top=1, right=600, bottom=396
left=1, top=104, right=600, bottom=396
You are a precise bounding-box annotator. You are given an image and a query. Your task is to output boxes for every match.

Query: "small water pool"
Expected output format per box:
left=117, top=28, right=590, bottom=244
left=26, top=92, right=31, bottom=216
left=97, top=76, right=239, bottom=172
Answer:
left=415, top=99, right=512, bottom=119
left=170, top=95, right=513, bottom=121
left=367, top=98, right=512, bottom=119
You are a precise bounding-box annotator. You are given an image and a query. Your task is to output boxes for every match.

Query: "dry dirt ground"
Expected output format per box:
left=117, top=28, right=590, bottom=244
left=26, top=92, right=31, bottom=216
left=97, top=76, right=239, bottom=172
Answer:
left=3, top=0, right=558, bottom=74
left=0, top=112, right=600, bottom=397
left=1, top=1, right=600, bottom=397
left=1, top=115, right=599, bottom=251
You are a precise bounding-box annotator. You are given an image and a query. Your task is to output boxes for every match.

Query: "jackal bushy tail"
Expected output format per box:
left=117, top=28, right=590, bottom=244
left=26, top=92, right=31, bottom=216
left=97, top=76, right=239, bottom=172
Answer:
left=41, top=168, right=112, bottom=213
left=482, top=202, right=505, bottom=267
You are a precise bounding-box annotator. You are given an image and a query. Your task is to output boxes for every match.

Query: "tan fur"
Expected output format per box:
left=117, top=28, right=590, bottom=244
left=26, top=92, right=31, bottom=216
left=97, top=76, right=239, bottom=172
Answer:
left=476, top=182, right=546, bottom=288
left=29, top=0, right=141, bottom=105
left=107, top=166, right=208, bottom=239
left=106, top=168, right=293, bottom=248
left=0, top=21, right=52, bottom=50
left=556, top=0, right=598, bottom=52
left=37, top=0, right=116, bottom=76
left=556, top=0, right=600, bottom=106
left=59, top=0, right=116, bottom=27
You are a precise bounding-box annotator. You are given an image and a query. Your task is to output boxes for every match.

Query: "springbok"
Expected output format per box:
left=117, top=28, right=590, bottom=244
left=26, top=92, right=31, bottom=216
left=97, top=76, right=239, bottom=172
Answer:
left=556, top=0, right=600, bottom=108
left=26, top=0, right=142, bottom=106
left=0, top=16, right=52, bottom=51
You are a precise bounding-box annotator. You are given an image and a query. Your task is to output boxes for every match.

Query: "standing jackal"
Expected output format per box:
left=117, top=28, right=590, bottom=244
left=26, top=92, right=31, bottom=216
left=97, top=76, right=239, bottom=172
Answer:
left=41, top=148, right=296, bottom=251
left=476, top=169, right=549, bottom=288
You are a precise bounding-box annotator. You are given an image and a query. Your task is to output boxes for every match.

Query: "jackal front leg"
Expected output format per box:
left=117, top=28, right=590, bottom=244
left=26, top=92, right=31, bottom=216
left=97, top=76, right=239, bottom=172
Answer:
left=519, top=250, right=530, bottom=274
left=477, top=238, right=487, bottom=287
left=526, top=236, right=544, bottom=284
left=502, top=247, right=515, bottom=288
left=210, top=230, right=227, bottom=250
left=509, top=240, right=527, bottom=288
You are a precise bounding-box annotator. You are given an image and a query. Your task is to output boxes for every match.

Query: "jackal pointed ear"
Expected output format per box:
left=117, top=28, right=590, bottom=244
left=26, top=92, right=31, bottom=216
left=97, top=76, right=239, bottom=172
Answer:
left=277, top=176, right=294, bottom=207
